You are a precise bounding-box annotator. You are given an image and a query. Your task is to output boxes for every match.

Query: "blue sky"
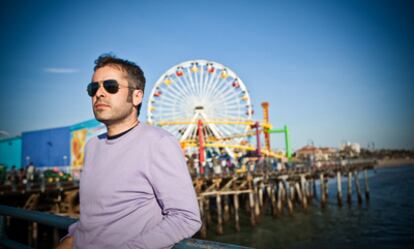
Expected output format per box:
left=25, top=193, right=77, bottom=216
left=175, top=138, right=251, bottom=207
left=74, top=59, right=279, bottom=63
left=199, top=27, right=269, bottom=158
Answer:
left=0, top=0, right=413, bottom=150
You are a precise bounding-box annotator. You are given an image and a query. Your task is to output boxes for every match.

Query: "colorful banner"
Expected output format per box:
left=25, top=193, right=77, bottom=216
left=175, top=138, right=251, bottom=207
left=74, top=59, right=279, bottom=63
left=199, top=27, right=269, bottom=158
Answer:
left=70, top=120, right=105, bottom=172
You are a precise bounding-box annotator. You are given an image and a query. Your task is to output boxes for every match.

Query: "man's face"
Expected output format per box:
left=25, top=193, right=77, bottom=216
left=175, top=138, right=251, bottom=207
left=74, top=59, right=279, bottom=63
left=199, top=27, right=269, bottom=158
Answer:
left=90, top=65, right=143, bottom=125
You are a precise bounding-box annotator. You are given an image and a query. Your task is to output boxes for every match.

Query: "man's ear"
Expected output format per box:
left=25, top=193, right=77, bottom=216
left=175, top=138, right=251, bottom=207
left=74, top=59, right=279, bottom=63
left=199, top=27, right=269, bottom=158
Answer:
left=133, top=89, right=144, bottom=107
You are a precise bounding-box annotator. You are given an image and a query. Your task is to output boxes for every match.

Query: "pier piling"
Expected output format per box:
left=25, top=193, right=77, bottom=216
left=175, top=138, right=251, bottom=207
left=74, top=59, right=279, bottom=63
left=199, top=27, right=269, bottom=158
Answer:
left=300, top=175, right=308, bottom=209
left=258, top=184, right=264, bottom=209
left=287, top=183, right=294, bottom=215
left=347, top=171, right=352, bottom=205
left=364, top=169, right=370, bottom=201
left=354, top=171, right=363, bottom=205
left=277, top=181, right=283, bottom=215
left=254, top=187, right=261, bottom=218
left=270, top=184, right=277, bottom=217
left=337, top=171, right=343, bottom=207
left=223, top=195, right=230, bottom=223
left=248, top=190, right=256, bottom=226
left=233, top=194, right=240, bottom=232
left=320, top=173, right=326, bottom=208
left=216, top=194, right=224, bottom=235
left=206, top=197, right=212, bottom=225
left=199, top=198, right=207, bottom=238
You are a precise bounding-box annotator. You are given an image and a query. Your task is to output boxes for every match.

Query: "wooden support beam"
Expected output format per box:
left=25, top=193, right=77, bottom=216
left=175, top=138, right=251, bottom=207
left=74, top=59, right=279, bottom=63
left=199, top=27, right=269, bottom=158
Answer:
left=233, top=194, right=240, bottom=232
left=347, top=171, right=352, bottom=205
left=199, top=198, right=207, bottom=238
left=337, top=171, right=343, bottom=207
left=286, top=182, right=294, bottom=215
left=320, top=173, right=326, bottom=208
left=277, top=181, right=283, bottom=216
left=364, top=169, right=370, bottom=201
left=248, top=190, right=256, bottom=227
left=270, top=184, right=277, bottom=217
left=295, top=182, right=303, bottom=208
left=300, top=175, right=308, bottom=209
left=258, top=183, right=264, bottom=208
left=223, top=195, right=230, bottom=223
left=206, top=197, right=212, bottom=225
left=254, top=185, right=261, bottom=218
left=354, top=171, right=363, bottom=205
left=216, top=194, right=223, bottom=235
left=324, top=177, right=329, bottom=201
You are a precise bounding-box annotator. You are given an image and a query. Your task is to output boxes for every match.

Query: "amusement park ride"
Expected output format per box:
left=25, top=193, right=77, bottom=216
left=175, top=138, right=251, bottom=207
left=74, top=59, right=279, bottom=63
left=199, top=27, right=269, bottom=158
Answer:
left=147, top=60, right=291, bottom=165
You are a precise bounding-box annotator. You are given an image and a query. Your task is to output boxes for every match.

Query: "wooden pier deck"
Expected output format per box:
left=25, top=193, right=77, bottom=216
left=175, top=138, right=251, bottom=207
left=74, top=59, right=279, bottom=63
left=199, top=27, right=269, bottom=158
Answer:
left=193, top=159, right=376, bottom=238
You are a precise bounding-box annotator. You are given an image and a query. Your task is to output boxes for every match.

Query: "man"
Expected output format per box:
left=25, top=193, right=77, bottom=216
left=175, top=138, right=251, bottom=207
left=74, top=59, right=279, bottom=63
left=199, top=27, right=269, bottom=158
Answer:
left=57, top=54, right=201, bottom=249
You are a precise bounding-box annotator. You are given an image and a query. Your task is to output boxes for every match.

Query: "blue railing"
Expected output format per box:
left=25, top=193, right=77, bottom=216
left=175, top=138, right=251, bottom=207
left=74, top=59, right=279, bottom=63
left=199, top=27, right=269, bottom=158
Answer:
left=0, top=205, right=251, bottom=249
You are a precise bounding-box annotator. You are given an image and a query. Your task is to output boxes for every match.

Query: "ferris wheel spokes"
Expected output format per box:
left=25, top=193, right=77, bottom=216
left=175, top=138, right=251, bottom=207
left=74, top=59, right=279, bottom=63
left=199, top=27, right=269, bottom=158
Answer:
left=202, top=66, right=217, bottom=99
left=204, top=70, right=227, bottom=102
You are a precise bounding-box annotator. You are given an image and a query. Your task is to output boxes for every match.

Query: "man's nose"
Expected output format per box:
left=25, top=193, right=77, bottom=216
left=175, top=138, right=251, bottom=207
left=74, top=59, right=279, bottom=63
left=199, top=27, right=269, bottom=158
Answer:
left=95, top=82, right=106, bottom=97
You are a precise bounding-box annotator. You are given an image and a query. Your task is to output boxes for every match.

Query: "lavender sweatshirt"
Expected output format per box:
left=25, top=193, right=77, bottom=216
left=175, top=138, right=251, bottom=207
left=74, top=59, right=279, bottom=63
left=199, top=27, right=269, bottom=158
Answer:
left=68, top=123, right=201, bottom=249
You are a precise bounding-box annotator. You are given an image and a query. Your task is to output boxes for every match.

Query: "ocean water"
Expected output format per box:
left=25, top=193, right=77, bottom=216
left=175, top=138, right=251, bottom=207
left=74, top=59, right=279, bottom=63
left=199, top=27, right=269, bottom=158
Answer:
left=202, top=165, right=414, bottom=249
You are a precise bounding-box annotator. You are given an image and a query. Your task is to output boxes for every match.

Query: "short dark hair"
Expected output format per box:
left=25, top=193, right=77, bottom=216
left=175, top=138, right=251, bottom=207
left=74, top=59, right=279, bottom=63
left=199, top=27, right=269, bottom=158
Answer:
left=94, top=54, right=146, bottom=116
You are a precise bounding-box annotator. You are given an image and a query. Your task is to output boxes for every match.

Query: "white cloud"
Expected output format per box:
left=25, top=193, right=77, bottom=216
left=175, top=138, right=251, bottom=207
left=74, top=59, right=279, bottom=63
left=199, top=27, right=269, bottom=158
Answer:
left=44, top=67, right=79, bottom=74
left=0, top=130, right=10, bottom=138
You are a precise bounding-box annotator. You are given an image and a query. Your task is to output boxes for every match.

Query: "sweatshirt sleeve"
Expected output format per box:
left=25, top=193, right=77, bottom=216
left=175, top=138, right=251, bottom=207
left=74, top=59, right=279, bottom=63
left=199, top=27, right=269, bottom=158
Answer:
left=60, top=220, right=79, bottom=242
left=121, top=135, right=201, bottom=249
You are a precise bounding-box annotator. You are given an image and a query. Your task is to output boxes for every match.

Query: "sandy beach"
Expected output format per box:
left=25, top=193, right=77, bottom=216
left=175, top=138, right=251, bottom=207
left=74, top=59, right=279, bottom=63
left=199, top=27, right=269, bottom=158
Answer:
left=375, top=158, right=414, bottom=168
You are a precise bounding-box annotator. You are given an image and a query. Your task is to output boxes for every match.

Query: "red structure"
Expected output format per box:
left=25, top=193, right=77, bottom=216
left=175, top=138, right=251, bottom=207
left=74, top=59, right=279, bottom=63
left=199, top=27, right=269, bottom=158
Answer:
left=197, top=119, right=205, bottom=174
left=251, top=121, right=261, bottom=156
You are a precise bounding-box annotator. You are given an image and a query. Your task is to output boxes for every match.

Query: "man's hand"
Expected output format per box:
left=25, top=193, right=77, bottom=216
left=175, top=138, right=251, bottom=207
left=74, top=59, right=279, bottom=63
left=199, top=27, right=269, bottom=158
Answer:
left=55, top=236, right=74, bottom=249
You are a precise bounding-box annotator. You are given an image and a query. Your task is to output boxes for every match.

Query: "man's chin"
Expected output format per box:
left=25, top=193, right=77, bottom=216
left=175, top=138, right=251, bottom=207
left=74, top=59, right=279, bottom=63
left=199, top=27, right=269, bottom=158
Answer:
left=94, top=113, right=111, bottom=124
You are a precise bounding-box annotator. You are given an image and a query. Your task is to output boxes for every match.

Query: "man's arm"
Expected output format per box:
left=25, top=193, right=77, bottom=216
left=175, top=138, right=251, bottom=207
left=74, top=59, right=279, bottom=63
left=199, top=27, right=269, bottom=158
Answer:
left=55, top=221, right=78, bottom=248
left=55, top=236, right=73, bottom=249
left=122, top=135, right=201, bottom=249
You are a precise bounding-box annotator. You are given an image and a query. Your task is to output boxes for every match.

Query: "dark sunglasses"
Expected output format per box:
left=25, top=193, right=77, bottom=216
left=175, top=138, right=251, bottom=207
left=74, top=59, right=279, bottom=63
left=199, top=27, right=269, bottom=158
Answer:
left=87, top=79, right=137, bottom=97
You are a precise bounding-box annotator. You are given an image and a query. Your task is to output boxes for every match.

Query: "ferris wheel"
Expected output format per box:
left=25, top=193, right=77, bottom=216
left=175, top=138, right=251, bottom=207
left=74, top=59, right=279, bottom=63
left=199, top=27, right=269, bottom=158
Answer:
left=147, top=60, right=254, bottom=150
